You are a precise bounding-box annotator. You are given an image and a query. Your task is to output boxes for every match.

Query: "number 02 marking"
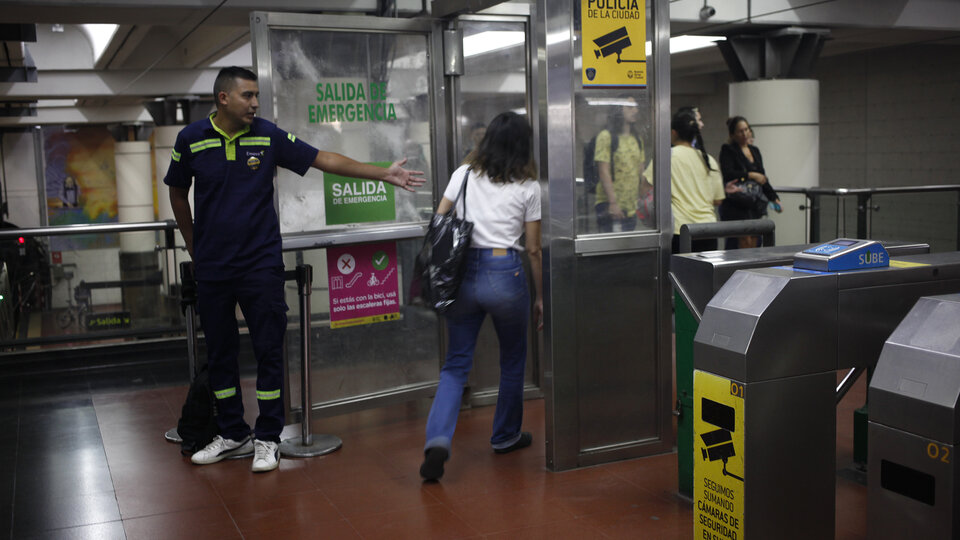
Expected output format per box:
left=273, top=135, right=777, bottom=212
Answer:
left=927, top=442, right=951, bottom=463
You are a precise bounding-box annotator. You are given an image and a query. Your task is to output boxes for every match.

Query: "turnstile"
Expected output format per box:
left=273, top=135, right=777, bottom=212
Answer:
left=692, top=246, right=960, bottom=539
left=670, top=240, right=929, bottom=497
left=868, top=294, right=960, bottom=539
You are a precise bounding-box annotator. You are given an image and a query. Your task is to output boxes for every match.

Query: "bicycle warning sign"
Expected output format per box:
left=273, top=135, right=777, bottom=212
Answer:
left=581, top=0, right=647, bottom=87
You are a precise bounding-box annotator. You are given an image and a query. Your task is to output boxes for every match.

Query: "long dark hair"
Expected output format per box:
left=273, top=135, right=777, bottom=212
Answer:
left=466, top=112, right=537, bottom=183
left=672, top=109, right=713, bottom=171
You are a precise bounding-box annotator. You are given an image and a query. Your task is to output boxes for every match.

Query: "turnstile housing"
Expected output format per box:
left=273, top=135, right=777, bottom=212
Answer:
left=693, top=251, right=960, bottom=539
left=868, top=294, right=960, bottom=539
left=671, top=241, right=929, bottom=497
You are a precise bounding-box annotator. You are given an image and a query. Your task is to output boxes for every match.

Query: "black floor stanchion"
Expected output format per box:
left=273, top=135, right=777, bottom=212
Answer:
left=280, top=263, right=342, bottom=457
left=165, top=261, right=199, bottom=443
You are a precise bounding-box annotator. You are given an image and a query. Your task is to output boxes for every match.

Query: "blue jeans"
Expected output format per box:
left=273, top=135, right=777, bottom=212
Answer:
left=424, top=248, right=530, bottom=453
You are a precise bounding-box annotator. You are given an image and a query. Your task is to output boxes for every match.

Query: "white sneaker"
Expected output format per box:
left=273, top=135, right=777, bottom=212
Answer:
left=252, top=439, right=280, bottom=472
left=191, top=435, right=253, bottom=465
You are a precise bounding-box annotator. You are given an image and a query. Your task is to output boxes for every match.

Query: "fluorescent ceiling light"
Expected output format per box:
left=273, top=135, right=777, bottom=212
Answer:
left=657, top=35, right=723, bottom=55
left=585, top=98, right=639, bottom=106
left=80, top=24, right=118, bottom=64
left=463, top=31, right=525, bottom=57
left=36, top=99, right=77, bottom=108
left=465, top=31, right=720, bottom=59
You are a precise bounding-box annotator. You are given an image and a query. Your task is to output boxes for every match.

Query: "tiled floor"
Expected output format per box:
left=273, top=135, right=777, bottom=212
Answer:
left=0, top=360, right=869, bottom=539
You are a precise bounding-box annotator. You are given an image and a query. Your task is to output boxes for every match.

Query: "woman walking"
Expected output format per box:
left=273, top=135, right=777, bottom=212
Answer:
left=420, top=111, right=543, bottom=481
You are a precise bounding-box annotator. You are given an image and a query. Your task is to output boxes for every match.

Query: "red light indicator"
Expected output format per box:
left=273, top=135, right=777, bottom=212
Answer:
left=17, top=237, right=25, bottom=245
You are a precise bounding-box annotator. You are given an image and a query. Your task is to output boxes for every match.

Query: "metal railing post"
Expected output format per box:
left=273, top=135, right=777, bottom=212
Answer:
left=279, top=263, right=342, bottom=457
left=164, top=261, right=199, bottom=443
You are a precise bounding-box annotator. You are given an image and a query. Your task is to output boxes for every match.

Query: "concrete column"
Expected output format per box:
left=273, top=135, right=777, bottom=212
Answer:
left=115, top=141, right=155, bottom=250
left=729, top=79, right=818, bottom=244
left=154, top=125, right=189, bottom=290
left=115, top=140, right=159, bottom=322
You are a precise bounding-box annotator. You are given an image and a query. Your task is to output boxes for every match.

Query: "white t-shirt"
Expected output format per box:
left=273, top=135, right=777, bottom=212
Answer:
left=443, top=164, right=541, bottom=251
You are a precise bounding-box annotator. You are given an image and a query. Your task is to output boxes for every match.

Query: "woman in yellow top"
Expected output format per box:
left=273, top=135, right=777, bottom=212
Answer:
left=646, top=109, right=727, bottom=252
left=594, top=100, right=646, bottom=232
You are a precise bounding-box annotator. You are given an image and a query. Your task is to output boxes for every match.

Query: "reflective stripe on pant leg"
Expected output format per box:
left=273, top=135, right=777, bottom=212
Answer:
left=237, top=266, right=288, bottom=443
left=197, top=278, right=250, bottom=441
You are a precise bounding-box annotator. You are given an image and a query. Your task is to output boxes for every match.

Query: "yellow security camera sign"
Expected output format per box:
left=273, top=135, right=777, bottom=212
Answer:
left=581, top=0, right=647, bottom=87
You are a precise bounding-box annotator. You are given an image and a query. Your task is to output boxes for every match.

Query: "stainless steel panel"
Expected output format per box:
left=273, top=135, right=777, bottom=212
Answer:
left=670, top=240, right=930, bottom=318
left=540, top=0, right=579, bottom=472
left=871, top=294, right=960, bottom=443
left=575, top=250, right=659, bottom=451
left=838, top=278, right=960, bottom=371
left=540, top=0, right=672, bottom=472
left=868, top=424, right=958, bottom=539
left=694, top=267, right=838, bottom=382
left=744, top=372, right=836, bottom=540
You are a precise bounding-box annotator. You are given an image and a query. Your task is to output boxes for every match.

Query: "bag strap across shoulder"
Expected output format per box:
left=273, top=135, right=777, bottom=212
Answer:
left=451, top=167, right=469, bottom=219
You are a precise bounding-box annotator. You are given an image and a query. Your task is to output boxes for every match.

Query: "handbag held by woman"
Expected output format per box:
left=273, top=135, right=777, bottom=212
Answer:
left=416, top=169, right=473, bottom=313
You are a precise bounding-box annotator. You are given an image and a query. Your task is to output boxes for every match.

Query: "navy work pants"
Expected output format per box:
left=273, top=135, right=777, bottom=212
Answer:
left=197, top=266, right=288, bottom=443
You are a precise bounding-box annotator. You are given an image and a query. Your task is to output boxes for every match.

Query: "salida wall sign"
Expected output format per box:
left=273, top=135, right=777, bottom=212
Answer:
left=323, top=162, right=395, bottom=225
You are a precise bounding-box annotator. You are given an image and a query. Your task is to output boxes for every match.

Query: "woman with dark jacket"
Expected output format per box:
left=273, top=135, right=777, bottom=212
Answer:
left=718, top=116, right=781, bottom=248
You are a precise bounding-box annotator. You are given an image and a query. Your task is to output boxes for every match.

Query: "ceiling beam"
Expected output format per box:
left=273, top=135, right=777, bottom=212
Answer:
left=0, top=68, right=220, bottom=99
left=0, top=104, right=152, bottom=125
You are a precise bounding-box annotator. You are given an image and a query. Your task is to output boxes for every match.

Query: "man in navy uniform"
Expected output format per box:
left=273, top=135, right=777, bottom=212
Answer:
left=165, top=66, right=424, bottom=472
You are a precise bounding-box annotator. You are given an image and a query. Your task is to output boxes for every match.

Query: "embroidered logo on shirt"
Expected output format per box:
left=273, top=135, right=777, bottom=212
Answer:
left=247, top=155, right=261, bottom=170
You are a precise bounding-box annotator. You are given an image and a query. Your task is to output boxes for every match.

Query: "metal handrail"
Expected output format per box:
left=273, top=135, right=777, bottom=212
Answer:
left=0, top=219, right=428, bottom=250
left=776, top=184, right=960, bottom=249
left=0, top=220, right=178, bottom=239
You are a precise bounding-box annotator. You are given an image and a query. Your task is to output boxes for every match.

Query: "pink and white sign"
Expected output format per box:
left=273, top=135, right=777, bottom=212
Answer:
left=327, top=241, right=400, bottom=329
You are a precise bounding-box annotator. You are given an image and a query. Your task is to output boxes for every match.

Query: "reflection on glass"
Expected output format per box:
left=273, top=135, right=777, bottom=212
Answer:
left=576, top=91, right=654, bottom=235
left=456, top=21, right=528, bottom=167
left=268, top=29, right=435, bottom=233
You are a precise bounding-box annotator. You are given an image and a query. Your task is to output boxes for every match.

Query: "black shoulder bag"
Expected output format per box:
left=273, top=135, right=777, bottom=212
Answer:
left=416, top=168, right=473, bottom=313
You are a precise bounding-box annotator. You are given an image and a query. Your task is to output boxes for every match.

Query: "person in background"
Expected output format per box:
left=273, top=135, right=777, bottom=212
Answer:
left=718, top=115, right=781, bottom=249
left=594, top=98, right=646, bottom=232
left=420, top=111, right=542, bottom=481
left=677, top=105, right=705, bottom=151
left=165, top=66, right=424, bottom=473
left=645, top=109, right=728, bottom=253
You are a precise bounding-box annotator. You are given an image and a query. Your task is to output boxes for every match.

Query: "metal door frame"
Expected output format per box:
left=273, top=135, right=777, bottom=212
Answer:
left=441, top=5, right=543, bottom=407
left=250, top=11, right=448, bottom=419
left=539, top=0, right=674, bottom=470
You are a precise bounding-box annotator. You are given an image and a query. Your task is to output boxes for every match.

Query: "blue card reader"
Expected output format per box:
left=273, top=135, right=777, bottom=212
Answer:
left=793, top=238, right=890, bottom=272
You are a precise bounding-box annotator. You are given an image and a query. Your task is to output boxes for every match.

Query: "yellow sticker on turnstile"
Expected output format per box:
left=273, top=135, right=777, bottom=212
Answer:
left=694, top=370, right=745, bottom=540
left=581, top=0, right=647, bottom=87
left=889, top=259, right=930, bottom=268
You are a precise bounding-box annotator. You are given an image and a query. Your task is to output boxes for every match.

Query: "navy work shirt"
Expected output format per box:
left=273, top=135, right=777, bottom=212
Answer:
left=164, top=114, right=318, bottom=281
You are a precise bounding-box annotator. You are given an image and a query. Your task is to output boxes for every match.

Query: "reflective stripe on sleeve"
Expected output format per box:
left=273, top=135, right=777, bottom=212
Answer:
left=287, top=133, right=296, bottom=143
left=239, top=136, right=271, bottom=146
left=214, top=387, right=237, bottom=399
left=171, top=149, right=181, bottom=162
left=189, top=138, right=223, bottom=153
left=256, top=389, right=281, bottom=400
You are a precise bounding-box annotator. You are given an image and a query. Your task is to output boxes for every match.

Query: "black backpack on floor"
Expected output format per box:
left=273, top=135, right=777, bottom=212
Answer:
left=176, top=364, right=218, bottom=456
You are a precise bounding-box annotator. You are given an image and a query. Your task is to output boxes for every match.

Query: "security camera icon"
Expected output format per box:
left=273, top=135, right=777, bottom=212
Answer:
left=592, top=27, right=644, bottom=65
left=594, top=27, right=632, bottom=62
left=700, top=397, right=744, bottom=482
